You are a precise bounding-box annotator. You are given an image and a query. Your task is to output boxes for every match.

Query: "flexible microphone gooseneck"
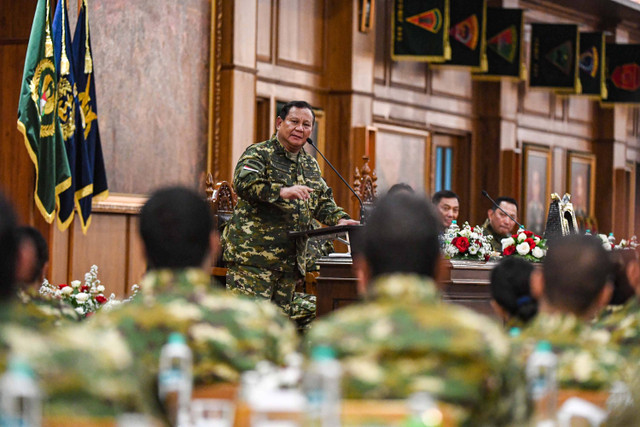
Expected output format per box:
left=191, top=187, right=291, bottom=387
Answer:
left=482, top=190, right=524, bottom=229
left=306, top=138, right=366, bottom=223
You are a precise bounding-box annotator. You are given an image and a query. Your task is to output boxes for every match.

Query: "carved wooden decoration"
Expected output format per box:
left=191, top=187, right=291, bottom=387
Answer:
left=206, top=173, right=237, bottom=216
left=353, top=155, right=378, bottom=204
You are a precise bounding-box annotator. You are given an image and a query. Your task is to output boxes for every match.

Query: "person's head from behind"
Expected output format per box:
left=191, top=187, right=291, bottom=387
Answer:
left=487, top=196, right=518, bottom=237
left=432, top=190, right=460, bottom=228
left=0, top=192, right=18, bottom=300
left=276, top=100, right=315, bottom=154
left=140, top=187, right=216, bottom=270
left=609, top=249, right=640, bottom=305
left=490, top=256, right=537, bottom=324
left=387, top=182, right=414, bottom=196
left=15, top=226, right=49, bottom=288
left=354, top=192, right=442, bottom=291
left=532, top=234, right=613, bottom=319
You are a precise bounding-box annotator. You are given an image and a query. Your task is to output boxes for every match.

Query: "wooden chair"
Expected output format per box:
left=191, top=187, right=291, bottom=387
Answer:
left=352, top=155, right=377, bottom=221
left=205, top=173, right=237, bottom=282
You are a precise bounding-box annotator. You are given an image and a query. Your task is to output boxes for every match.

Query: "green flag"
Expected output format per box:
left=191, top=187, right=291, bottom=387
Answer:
left=17, top=0, right=71, bottom=223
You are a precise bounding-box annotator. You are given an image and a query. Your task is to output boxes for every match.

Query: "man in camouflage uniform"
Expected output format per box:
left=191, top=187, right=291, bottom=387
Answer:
left=89, top=187, right=298, bottom=408
left=305, top=193, right=531, bottom=426
left=482, top=196, right=519, bottom=253
left=514, top=235, right=632, bottom=391
left=222, top=100, right=358, bottom=328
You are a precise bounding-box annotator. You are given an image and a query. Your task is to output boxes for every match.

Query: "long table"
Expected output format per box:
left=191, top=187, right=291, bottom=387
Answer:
left=315, top=255, right=498, bottom=318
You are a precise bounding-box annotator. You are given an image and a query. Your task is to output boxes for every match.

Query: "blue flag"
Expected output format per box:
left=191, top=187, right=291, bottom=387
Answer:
left=53, top=0, right=79, bottom=230
left=72, top=0, right=109, bottom=234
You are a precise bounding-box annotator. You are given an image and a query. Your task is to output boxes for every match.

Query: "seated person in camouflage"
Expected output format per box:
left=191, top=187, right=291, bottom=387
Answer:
left=90, top=187, right=298, bottom=394
left=306, top=192, right=531, bottom=426
left=482, top=196, right=519, bottom=253
left=0, top=193, right=151, bottom=420
left=222, top=100, right=358, bottom=328
left=515, top=235, right=630, bottom=391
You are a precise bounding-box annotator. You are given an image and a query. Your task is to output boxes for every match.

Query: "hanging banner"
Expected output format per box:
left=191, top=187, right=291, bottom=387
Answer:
left=392, top=0, right=450, bottom=62
left=576, top=32, right=606, bottom=98
left=438, top=0, right=487, bottom=70
left=473, top=8, right=524, bottom=80
left=603, top=43, right=640, bottom=105
left=529, top=23, right=581, bottom=93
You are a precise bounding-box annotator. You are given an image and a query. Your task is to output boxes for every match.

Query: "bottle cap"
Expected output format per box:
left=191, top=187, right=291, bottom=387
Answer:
left=8, top=357, right=35, bottom=379
left=167, top=332, right=186, bottom=345
left=311, top=345, right=336, bottom=361
left=508, top=327, right=521, bottom=338
left=452, top=220, right=457, bottom=225
left=609, top=232, right=614, bottom=236
left=535, top=340, right=552, bottom=352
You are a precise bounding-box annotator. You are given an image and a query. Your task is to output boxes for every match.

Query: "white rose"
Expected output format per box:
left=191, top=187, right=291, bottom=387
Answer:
left=71, top=280, right=81, bottom=288
left=61, top=286, right=73, bottom=295
left=446, top=246, right=459, bottom=257
left=517, top=232, right=527, bottom=242
left=75, top=307, right=85, bottom=315
left=534, top=236, right=541, bottom=244
left=460, top=229, right=470, bottom=238
left=516, top=242, right=530, bottom=255
left=75, top=292, right=90, bottom=303
left=501, top=237, right=515, bottom=250
left=97, top=285, right=105, bottom=292
left=532, top=246, right=544, bottom=258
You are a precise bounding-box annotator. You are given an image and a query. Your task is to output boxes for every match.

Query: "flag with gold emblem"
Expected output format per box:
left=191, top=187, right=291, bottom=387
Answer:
left=603, top=43, right=640, bottom=104
left=473, top=8, right=524, bottom=80
left=529, top=24, right=581, bottom=93
left=438, top=0, right=487, bottom=70
left=392, top=0, right=451, bottom=62
left=576, top=32, right=606, bottom=98
left=17, top=0, right=71, bottom=223
left=72, top=0, right=109, bottom=234
left=53, top=0, right=80, bottom=230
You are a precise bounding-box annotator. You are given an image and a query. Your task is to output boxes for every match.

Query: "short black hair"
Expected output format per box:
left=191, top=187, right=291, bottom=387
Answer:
left=361, top=192, right=442, bottom=278
left=387, top=183, right=414, bottom=195
left=490, top=257, right=537, bottom=323
left=140, top=187, right=213, bottom=269
left=277, top=100, right=315, bottom=125
left=491, top=196, right=518, bottom=211
left=0, top=192, right=18, bottom=299
left=608, top=249, right=637, bottom=306
left=432, top=190, right=459, bottom=205
left=16, top=226, right=49, bottom=283
left=543, top=234, right=613, bottom=316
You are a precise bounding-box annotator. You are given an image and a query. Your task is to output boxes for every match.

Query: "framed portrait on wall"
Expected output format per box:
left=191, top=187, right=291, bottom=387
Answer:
left=567, top=151, right=596, bottom=218
left=523, top=144, right=551, bottom=235
left=359, top=0, right=375, bottom=33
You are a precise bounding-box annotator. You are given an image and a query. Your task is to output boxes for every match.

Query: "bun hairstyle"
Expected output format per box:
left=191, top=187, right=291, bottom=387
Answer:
left=490, top=256, right=537, bottom=323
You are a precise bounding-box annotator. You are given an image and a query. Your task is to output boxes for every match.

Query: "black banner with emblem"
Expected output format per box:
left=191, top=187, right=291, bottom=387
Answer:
left=473, top=8, right=524, bottom=80
left=577, top=32, right=606, bottom=97
left=529, top=24, right=580, bottom=92
left=439, top=0, right=487, bottom=69
left=392, top=0, right=450, bottom=62
left=603, top=43, right=640, bottom=104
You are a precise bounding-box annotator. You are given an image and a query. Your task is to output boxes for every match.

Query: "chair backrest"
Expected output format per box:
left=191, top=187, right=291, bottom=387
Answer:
left=205, top=173, right=237, bottom=232
left=353, top=155, right=377, bottom=221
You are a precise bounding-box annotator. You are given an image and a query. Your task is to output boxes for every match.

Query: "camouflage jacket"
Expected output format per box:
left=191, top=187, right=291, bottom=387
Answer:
left=0, top=301, right=151, bottom=419
left=593, top=298, right=640, bottom=358
left=515, top=312, right=629, bottom=390
left=89, top=268, right=299, bottom=388
left=222, top=135, right=349, bottom=275
left=482, top=218, right=507, bottom=253
left=305, top=274, right=531, bottom=427
left=16, top=287, right=81, bottom=325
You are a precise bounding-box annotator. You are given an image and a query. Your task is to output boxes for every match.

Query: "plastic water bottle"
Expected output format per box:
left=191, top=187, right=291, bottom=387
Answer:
left=0, top=357, right=42, bottom=427
left=608, top=232, right=616, bottom=248
left=158, top=333, right=193, bottom=427
left=526, top=341, right=558, bottom=427
left=585, top=229, right=591, bottom=235
left=303, top=346, right=342, bottom=427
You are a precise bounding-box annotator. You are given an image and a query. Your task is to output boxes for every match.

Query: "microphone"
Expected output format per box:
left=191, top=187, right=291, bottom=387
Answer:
left=482, top=190, right=524, bottom=229
left=306, top=138, right=366, bottom=223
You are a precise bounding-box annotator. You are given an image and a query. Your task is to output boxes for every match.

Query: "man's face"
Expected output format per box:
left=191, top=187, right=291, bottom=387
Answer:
left=436, top=197, right=459, bottom=227
left=275, top=106, right=314, bottom=153
left=488, top=201, right=518, bottom=236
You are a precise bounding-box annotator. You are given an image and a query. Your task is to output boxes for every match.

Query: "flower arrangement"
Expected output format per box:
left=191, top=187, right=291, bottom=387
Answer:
left=39, top=265, right=139, bottom=318
left=501, top=228, right=547, bottom=262
left=615, top=236, right=639, bottom=250
left=443, top=221, right=493, bottom=261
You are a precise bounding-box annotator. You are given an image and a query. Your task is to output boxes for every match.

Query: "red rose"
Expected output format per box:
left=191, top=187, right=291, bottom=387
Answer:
left=81, top=285, right=90, bottom=292
left=525, top=238, right=536, bottom=249
left=58, top=284, right=68, bottom=289
left=524, top=230, right=533, bottom=237
left=452, top=236, right=470, bottom=253
left=503, top=245, right=516, bottom=256
left=534, top=234, right=542, bottom=240
left=511, top=234, right=518, bottom=239
left=95, top=295, right=107, bottom=304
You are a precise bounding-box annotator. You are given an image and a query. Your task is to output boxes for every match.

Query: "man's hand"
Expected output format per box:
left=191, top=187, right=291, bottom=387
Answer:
left=338, top=218, right=360, bottom=225
left=280, top=185, right=314, bottom=200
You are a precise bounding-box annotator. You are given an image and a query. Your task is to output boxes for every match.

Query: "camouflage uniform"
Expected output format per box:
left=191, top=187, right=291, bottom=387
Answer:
left=89, top=268, right=298, bottom=389
left=514, top=312, right=630, bottom=390
left=223, top=135, right=350, bottom=324
left=593, top=298, right=640, bottom=358
left=482, top=218, right=508, bottom=253
left=16, top=287, right=81, bottom=325
left=305, top=274, right=531, bottom=426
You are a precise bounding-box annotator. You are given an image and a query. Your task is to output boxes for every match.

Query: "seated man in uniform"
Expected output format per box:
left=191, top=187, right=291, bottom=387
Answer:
left=305, top=192, right=530, bottom=426
left=482, top=196, right=519, bottom=252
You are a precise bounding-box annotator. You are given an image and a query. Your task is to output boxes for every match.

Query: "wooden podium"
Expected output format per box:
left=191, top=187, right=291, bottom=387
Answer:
left=315, top=256, right=498, bottom=318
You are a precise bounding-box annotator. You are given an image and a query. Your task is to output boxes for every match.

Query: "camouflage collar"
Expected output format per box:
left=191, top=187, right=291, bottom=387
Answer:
left=271, top=134, right=307, bottom=159
left=366, top=274, right=440, bottom=303
left=140, top=268, right=213, bottom=298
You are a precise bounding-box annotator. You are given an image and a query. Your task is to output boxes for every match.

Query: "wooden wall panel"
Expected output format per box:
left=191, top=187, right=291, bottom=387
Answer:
left=90, top=0, right=210, bottom=195
left=276, top=0, right=325, bottom=71
left=256, top=0, right=273, bottom=61
left=522, top=90, right=551, bottom=117
left=430, top=68, right=472, bottom=99
left=374, top=127, right=428, bottom=193
left=567, top=97, right=593, bottom=124
left=389, top=61, right=427, bottom=90
left=127, top=218, right=146, bottom=295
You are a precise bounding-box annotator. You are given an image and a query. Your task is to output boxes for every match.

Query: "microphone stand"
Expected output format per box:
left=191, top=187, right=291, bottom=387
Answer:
left=481, top=190, right=524, bottom=229
left=306, top=138, right=366, bottom=223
